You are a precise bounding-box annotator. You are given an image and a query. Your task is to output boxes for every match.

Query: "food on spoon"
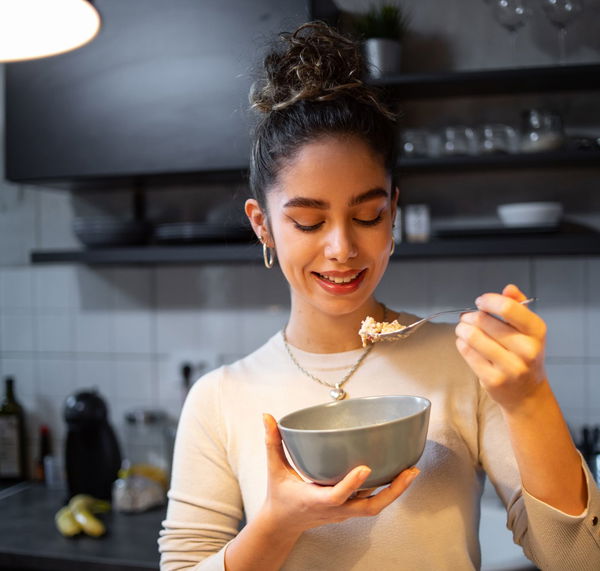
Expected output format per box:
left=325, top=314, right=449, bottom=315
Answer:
left=359, top=315, right=406, bottom=346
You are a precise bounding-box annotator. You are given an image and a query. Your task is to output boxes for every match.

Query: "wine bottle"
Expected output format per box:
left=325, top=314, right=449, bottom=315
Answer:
left=0, top=377, right=28, bottom=484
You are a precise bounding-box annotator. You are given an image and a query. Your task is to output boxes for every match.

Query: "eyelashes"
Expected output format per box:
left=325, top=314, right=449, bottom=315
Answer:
left=292, top=214, right=383, bottom=233
left=355, top=214, right=383, bottom=227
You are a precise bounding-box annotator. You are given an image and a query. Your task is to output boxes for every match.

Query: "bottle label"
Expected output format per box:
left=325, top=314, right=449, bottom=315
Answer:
left=0, top=416, right=20, bottom=477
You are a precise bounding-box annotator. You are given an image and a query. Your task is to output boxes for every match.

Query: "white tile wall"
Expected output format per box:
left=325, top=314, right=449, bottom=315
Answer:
left=534, top=258, right=587, bottom=359
left=1, top=314, right=35, bottom=352
left=4, top=251, right=599, bottom=464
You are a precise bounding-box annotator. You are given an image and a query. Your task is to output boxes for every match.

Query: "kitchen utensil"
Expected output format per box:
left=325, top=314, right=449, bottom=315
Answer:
left=64, top=389, right=122, bottom=501
left=278, top=395, right=431, bottom=489
left=372, top=297, right=535, bottom=342
left=497, top=202, right=563, bottom=227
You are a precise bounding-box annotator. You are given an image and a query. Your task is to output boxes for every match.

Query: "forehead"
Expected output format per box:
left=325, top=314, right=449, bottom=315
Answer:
left=273, top=135, right=389, bottom=200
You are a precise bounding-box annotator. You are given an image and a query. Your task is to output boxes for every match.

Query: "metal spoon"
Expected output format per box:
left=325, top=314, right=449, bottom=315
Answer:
left=371, top=297, right=536, bottom=342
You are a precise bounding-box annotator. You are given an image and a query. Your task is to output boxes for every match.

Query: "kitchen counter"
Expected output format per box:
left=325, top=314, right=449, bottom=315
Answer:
left=0, top=483, right=164, bottom=571
left=0, top=481, right=535, bottom=571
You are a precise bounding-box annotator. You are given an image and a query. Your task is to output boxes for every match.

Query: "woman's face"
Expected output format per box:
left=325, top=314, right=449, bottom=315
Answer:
left=250, top=135, right=396, bottom=319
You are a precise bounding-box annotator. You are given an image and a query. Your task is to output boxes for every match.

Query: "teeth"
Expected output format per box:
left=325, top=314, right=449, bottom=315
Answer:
left=319, top=272, right=360, bottom=284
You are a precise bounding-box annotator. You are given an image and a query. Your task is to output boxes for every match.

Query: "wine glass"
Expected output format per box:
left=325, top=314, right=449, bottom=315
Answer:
left=489, top=0, right=531, bottom=65
left=540, top=0, right=583, bottom=64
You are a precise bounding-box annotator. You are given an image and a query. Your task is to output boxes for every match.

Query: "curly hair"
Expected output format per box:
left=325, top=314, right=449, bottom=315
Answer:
left=249, top=21, right=398, bottom=212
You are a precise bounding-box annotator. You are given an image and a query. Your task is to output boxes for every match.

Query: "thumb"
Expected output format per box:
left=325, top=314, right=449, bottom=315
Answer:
left=263, top=413, right=294, bottom=476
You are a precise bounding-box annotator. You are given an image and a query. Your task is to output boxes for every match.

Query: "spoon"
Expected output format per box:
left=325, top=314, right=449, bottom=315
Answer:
left=370, top=297, right=536, bottom=343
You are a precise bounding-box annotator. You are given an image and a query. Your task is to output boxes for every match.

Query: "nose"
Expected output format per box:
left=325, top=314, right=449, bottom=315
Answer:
left=323, top=223, right=357, bottom=263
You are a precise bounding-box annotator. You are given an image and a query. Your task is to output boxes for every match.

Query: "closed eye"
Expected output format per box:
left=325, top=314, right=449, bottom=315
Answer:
left=354, top=214, right=383, bottom=226
left=293, top=221, right=324, bottom=232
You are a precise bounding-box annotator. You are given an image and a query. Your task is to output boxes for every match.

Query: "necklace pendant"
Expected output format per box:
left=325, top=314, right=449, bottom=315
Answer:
left=330, top=385, right=346, bottom=400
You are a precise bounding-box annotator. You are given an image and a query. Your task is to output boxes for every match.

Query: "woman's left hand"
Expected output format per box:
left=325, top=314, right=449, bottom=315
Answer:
left=455, top=284, right=548, bottom=411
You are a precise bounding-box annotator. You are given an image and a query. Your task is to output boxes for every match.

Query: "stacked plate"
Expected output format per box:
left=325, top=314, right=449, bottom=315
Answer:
left=153, top=222, right=253, bottom=244
left=73, top=217, right=152, bottom=248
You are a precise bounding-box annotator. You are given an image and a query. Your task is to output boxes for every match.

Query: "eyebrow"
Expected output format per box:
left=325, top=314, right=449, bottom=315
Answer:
left=348, top=187, right=389, bottom=207
left=283, top=187, right=389, bottom=210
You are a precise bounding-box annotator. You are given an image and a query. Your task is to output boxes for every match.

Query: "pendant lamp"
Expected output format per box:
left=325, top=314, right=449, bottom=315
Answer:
left=0, top=0, right=101, bottom=62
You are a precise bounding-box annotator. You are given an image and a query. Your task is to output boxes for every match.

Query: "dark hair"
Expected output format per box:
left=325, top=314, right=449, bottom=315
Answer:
left=249, top=21, right=398, bottom=212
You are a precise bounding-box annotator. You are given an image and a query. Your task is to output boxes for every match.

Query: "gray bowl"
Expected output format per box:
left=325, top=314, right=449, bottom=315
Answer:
left=278, top=395, right=431, bottom=489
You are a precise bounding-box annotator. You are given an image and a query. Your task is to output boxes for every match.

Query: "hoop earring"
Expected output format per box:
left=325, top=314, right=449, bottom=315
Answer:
left=263, top=241, right=275, bottom=269
left=390, top=239, right=395, bottom=257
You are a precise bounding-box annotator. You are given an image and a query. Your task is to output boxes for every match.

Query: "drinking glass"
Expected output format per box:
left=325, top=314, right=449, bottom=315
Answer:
left=489, top=0, right=531, bottom=64
left=540, top=0, right=583, bottom=64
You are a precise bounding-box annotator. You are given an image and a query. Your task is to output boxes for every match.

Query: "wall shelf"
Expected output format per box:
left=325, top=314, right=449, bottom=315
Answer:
left=24, top=62, right=600, bottom=263
left=30, top=230, right=600, bottom=265
left=372, top=63, right=600, bottom=99
left=398, top=149, right=600, bottom=173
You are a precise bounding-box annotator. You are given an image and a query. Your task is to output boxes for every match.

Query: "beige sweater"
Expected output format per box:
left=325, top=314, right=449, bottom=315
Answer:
left=159, top=322, right=600, bottom=570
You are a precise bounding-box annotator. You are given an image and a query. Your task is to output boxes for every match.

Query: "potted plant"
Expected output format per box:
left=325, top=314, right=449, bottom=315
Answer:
left=353, top=2, right=409, bottom=78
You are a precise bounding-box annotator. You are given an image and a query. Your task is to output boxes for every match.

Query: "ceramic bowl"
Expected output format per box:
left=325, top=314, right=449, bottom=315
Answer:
left=278, top=395, right=431, bottom=489
left=497, top=202, right=563, bottom=227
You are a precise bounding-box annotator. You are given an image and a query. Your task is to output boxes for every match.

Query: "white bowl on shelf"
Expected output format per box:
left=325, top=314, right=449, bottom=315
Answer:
left=497, top=202, right=563, bottom=228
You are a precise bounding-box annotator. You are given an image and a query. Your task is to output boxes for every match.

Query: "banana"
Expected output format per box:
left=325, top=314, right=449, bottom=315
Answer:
left=69, top=494, right=111, bottom=514
left=55, top=506, right=82, bottom=537
left=54, top=494, right=111, bottom=538
left=68, top=494, right=109, bottom=537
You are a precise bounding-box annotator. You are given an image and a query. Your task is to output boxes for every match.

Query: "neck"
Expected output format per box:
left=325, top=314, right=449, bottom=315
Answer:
left=284, top=298, right=386, bottom=353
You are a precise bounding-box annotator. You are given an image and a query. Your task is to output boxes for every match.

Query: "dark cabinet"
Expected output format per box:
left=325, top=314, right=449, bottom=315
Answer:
left=5, top=0, right=309, bottom=186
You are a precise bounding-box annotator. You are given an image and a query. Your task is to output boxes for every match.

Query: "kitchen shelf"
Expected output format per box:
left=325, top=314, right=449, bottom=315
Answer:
left=31, top=243, right=263, bottom=265
left=30, top=230, right=600, bottom=265
left=398, top=149, right=600, bottom=173
left=371, top=63, right=600, bottom=99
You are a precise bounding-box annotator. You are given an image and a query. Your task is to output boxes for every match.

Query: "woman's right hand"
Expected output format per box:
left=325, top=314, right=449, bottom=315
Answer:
left=260, top=413, right=420, bottom=535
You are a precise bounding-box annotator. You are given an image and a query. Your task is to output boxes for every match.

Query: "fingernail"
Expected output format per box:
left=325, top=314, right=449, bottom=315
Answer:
left=262, top=413, right=269, bottom=428
left=407, top=467, right=420, bottom=481
left=359, top=467, right=371, bottom=479
left=460, top=312, right=474, bottom=323
left=475, top=296, right=483, bottom=307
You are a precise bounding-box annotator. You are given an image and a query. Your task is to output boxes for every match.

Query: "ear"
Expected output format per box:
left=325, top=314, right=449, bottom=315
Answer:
left=245, top=199, right=273, bottom=246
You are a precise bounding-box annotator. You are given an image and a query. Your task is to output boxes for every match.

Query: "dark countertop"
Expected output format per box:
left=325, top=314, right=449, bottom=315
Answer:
left=0, top=483, right=164, bottom=571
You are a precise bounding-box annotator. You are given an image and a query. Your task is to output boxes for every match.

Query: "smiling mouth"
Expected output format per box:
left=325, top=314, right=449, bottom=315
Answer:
left=314, top=270, right=365, bottom=284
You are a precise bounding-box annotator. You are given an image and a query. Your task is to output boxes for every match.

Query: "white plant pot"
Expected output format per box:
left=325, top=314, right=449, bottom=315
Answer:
left=363, top=38, right=402, bottom=78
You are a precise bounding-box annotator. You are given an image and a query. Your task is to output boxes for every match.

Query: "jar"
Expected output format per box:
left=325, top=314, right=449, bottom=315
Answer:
left=478, top=124, right=519, bottom=154
left=520, top=109, right=564, bottom=153
left=441, top=126, right=477, bottom=156
left=123, top=409, right=172, bottom=476
left=400, top=129, right=430, bottom=158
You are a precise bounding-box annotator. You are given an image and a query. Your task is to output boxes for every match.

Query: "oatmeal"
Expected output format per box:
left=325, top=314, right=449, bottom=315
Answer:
left=359, top=315, right=406, bottom=346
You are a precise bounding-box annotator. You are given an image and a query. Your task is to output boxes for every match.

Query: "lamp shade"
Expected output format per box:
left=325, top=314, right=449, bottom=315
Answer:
left=0, top=0, right=101, bottom=62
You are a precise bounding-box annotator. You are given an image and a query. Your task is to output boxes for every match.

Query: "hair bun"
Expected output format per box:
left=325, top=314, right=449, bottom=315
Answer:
left=251, top=21, right=391, bottom=117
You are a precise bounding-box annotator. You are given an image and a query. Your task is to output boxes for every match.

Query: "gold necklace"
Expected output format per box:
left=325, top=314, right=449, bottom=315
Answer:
left=282, top=304, right=387, bottom=401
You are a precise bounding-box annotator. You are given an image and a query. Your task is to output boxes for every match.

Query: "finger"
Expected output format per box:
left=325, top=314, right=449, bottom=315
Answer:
left=328, top=465, right=372, bottom=505
left=456, top=337, right=498, bottom=381
left=502, top=283, right=527, bottom=302
left=474, top=292, right=543, bottom=337
left=354, top=487, right=377, bottom=499
left=460, top=310, right=542, bottom=360
left=347, top=467, right=420, bottom=516
left=455, top=320, right=521, bottom=372
left=263, top=413, right=299, bottom=478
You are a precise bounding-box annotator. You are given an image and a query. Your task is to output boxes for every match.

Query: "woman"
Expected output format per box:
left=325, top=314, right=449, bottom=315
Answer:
left=159, top=22, right=599, bottom=570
